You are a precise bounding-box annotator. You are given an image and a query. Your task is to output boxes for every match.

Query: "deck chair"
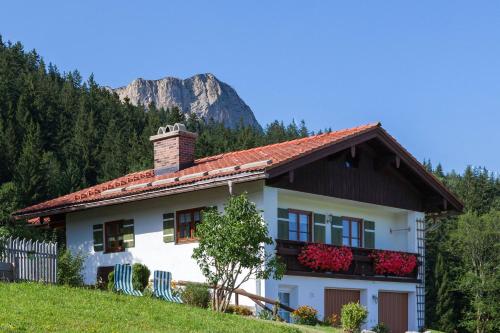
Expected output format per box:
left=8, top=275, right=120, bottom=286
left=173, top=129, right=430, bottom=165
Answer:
left=153, top=270, right=182, bottom=303
left=114, top=264, right=142, bottom=296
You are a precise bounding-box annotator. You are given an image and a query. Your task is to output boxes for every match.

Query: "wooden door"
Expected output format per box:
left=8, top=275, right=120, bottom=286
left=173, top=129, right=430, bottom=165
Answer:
left=378, top=292, right=408, bottom=333
left=324, top=289, right=360, bottom=321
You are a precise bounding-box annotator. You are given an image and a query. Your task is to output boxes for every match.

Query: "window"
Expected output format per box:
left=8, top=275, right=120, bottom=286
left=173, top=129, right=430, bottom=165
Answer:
left=93, top=224, right=104, bottom=252
left=104, top=220, right=134, bottom=253
left=278, top=291, right=291, bottom=322
left=176, top=208, right=202, bottom=242
left=344, top=152, right=359, bottom=168
left=96, top=266, right=114, bottom=286
left=313, top=213, right=326, bottom=243
left=163, top=213, right=175, bottom=243
left=342, top=217, right=362, bottom=247
left=288, top=210, right=311, bottom=242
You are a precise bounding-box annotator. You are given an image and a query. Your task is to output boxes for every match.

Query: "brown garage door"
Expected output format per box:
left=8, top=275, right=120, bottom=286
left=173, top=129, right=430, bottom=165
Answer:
left=378, top=292, right=408, bottom=333
left=324, top=289, right=360, bottom=321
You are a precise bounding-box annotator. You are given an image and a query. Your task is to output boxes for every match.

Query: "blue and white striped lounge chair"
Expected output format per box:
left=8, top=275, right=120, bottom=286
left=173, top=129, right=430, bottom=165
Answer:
left=114, top=264, right=142, bottom=296
left=153, top=270, right=182, bottom=303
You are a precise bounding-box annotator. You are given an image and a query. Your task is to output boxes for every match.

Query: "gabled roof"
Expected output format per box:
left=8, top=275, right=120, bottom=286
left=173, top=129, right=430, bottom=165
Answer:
left=14, top=122, right=462, bottom=220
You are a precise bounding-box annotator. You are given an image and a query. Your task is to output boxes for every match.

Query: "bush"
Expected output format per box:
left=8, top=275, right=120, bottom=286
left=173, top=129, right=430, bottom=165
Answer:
left=57, top=250, right=85, bottom=286
left=340, top=302, right=368, bottom=333
left=132, top=263, right=150, bottom=292
left=291, top=305, right=318, bottom=326
left=225, top=305, right=253, bottom=316
left=324, top=313, right=340, bottom=327
left=181, top=282, right=211, bottom=308
left=372, top=322, right=389, bottom=333
left=107, top=271, right=115, bottom=291
left=257, top=309, right=273, bottom=321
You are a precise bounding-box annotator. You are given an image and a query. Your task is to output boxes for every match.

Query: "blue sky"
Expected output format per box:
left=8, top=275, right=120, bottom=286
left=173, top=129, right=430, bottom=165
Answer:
left=1, top=1, right=499, bottom=173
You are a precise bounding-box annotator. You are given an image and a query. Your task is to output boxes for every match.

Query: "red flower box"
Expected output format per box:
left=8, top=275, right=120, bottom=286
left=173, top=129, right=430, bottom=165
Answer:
left=370, top=250, right=417, bottom=276
left=298, top=243, right=353, bottom=272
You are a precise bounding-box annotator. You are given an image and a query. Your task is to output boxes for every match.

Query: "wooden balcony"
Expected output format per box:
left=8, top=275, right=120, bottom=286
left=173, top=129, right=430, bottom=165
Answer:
left=275, top=239, right=420, bottom=283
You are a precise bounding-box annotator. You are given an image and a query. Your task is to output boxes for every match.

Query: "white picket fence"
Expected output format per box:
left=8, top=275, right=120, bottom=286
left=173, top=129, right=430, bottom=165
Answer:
left=0, top=237, right=58, bottom=283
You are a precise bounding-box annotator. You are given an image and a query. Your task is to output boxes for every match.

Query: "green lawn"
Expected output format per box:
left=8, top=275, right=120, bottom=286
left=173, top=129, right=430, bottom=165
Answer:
left=0, top=283, right=339, bottom=333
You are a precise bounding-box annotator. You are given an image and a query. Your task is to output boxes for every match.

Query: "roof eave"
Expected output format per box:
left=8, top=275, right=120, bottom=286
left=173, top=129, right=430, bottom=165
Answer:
left=13, top=171, right=267, bottom=220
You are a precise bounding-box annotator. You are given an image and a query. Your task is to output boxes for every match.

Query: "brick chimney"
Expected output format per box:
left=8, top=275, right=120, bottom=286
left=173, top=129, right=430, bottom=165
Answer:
left=149, top=123, right=197, bottom=175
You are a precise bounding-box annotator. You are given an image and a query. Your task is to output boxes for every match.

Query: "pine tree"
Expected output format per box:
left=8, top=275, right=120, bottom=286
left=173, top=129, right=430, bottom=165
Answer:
left=13, top=121, right=47, bottom=206
left=167, top=106, right=185, bottom=124
left=434, top=253, right=458, bottom=332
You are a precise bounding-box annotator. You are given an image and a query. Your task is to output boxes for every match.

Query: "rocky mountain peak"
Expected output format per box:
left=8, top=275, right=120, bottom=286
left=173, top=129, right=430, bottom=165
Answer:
left=113, top=73, right=260, bottom=129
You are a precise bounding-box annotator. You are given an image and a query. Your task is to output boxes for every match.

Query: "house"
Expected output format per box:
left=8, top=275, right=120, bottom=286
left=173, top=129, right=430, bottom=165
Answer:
left=14, top=122, right=462, bottom=333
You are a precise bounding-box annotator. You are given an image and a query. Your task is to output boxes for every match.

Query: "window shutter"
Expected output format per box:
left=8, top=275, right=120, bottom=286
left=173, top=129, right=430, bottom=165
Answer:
left=313, top=213, right=326, bottom=243
left=122, top=220, right=135, bottom=248
left=277, top=208, right=289, bottom=240
left=93, top=224, right=103, bottom=252
left=163, top=213, right=175, bottom=243
left=363, top=220, right=375, bottom=249
left=331, top=216, right=343, bottom=246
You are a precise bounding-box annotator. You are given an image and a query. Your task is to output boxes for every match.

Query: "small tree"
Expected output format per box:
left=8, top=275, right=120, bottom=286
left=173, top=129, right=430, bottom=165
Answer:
left=192, top=193, right=285, bottom=312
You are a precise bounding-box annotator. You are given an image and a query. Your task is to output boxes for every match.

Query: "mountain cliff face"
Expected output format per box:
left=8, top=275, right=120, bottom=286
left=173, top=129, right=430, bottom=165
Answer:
left=112, top=73, right=260, bottom=129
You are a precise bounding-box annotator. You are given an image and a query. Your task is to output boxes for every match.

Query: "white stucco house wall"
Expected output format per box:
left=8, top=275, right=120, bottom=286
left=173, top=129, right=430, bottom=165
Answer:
left=15, top=122, right=462, bottom=333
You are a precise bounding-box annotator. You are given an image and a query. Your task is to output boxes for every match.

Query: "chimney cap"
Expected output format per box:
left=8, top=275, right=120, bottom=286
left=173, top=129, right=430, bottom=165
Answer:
left=157, top=123, right=187, bottom=135
left=150, top=123, right=197, bottom=142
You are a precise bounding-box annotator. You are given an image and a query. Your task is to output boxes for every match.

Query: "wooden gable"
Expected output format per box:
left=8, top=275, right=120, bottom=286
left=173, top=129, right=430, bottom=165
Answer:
left=266, top=130, right=463, bottom=213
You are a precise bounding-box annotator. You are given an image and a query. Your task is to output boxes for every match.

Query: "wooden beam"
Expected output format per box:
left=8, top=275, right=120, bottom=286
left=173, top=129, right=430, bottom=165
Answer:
left=443, top=198, right=448, bottom=211
left=176, top=280, right=296, bottom=313
left=288, top=170, right=294, bottom=183
left=395, top=155, right=401, bottom=169
left=350, top=145, right=356, bottom=158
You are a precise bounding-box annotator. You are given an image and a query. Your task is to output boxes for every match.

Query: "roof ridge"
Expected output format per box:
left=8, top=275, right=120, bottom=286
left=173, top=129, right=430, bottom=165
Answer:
left=195, top=122, right=380, bottom=164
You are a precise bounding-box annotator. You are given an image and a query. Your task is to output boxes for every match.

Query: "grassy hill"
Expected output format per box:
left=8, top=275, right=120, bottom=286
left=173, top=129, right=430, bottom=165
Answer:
left=0, top=283, right=337, bottom=333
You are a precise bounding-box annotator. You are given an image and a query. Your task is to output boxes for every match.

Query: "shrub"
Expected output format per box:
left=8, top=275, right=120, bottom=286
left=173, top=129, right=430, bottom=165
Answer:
left=258, top=309, right=273, bottom=320
left=291, top=305, right=318, bottom=326
left=324, top=313, right=340, bottom=327
left=340, top=302, right=368, bottom=333
left=225, top=305, right=253, bottom=316
left=132, top=263, right=150, bottom=292
left=181, top=282, right=211, bottom=308
left=57, top=250, right=85, bottom=286
left=107, top=271, right=115, bottom=291
left=372, top=322, right=389, bottom=333
left=142, top=286, right=154, bottom=297
left=298, top=244, right=353, bottom=272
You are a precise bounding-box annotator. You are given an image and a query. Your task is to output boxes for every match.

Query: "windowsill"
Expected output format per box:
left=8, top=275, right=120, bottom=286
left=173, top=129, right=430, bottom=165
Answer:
left=104, top=248, right=126, bottom=254
left=175, top=238, right=199, bottom=245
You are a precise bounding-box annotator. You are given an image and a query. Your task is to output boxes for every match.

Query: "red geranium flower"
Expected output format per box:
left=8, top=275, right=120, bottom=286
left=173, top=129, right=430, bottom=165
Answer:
left=370, top=250, right=417, bottom=276
left=298, top=243, right=353, bottom=272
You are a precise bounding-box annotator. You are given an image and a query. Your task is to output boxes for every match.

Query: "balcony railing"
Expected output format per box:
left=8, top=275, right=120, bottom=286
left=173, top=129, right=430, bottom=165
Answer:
left=275, top=239, right=419, bottom=283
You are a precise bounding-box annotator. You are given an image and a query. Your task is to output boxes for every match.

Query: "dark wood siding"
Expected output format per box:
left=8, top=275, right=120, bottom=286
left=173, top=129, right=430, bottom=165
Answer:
left=267, top=146, right=424, bottom=211
left=324, top=289, right=360, bottom=321
left=379, top=292, right=408, bottom=333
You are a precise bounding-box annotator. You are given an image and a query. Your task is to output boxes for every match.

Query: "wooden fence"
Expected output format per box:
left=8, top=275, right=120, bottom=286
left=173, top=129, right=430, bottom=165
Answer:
left=0, top=237, right=58, bottom=283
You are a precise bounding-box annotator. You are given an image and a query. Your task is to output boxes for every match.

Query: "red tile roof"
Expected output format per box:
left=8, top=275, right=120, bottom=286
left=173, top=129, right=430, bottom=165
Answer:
left=15, top=123, right=381, bottom=219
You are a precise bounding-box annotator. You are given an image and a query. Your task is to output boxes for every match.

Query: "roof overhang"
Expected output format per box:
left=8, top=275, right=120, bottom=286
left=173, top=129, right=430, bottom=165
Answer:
left=13, top=171, right=267, bottom=220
